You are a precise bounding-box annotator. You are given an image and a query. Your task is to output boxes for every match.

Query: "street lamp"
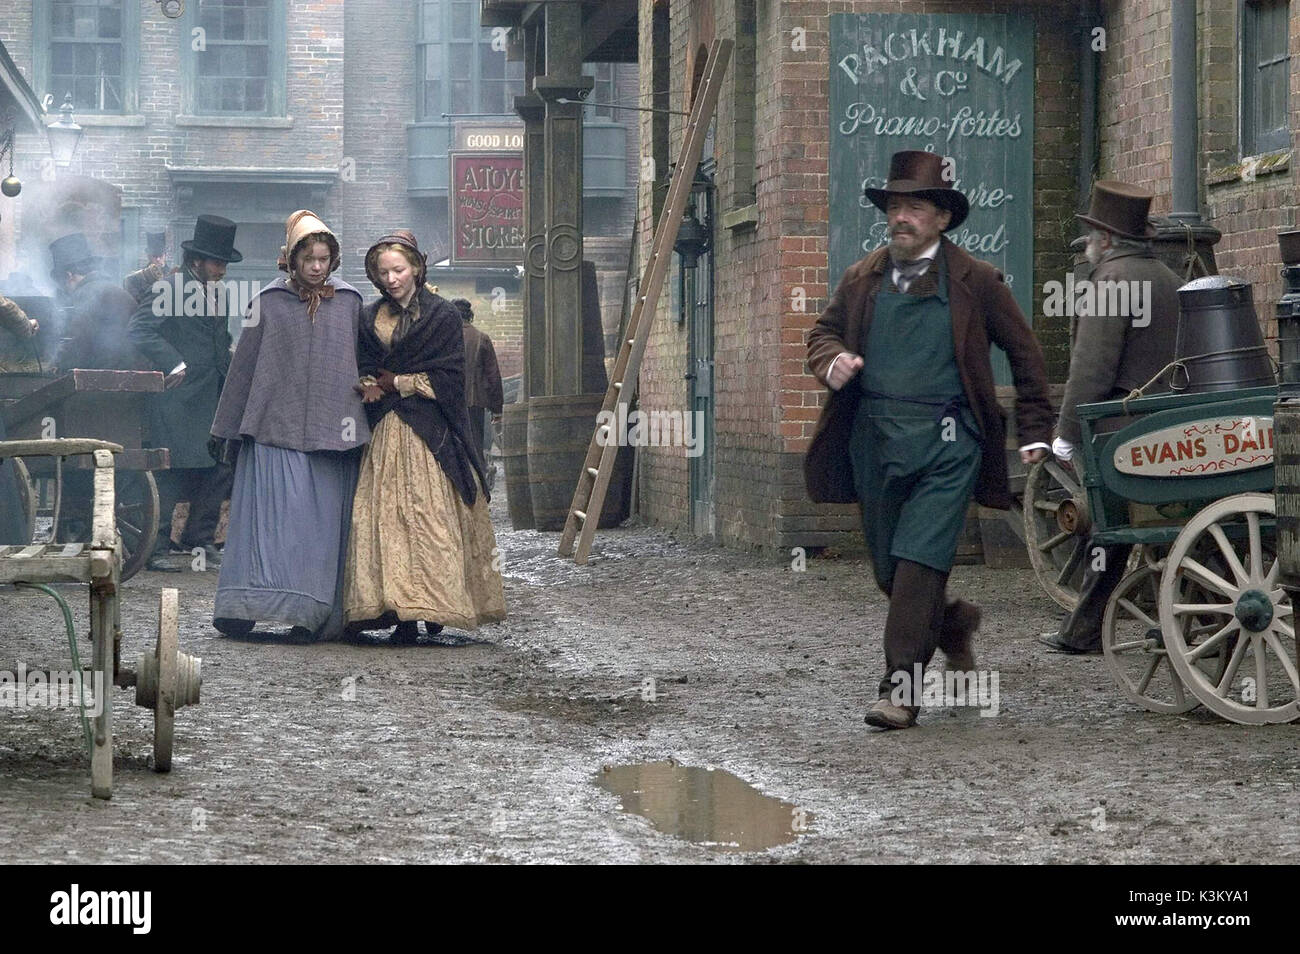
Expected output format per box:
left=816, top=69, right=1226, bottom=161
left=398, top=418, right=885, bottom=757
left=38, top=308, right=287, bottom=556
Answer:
left=46, top=94, right=83, bottom=169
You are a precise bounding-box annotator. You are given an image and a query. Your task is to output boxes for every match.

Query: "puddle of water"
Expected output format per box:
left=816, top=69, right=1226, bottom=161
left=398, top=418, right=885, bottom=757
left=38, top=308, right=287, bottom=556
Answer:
left=595, top=761, right=811, bottom=852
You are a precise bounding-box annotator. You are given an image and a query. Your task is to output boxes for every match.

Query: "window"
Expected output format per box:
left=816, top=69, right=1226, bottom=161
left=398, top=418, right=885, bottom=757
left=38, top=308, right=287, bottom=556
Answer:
left=1243, top=0, right=1291, bottom=155
left=35, top=0, right=139, bottom=114
left=418, top=0, right=524, bottom=120
left=581, top=63, right=617, bottom=121
left=182, top=0, right=286, bottom=116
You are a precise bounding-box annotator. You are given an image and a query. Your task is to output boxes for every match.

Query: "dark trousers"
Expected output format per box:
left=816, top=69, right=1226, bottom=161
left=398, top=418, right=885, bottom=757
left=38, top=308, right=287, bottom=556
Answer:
left=1055, top=540, right=1132, bottom=650
left=155, top=465, right=233, bottom=551
left=877, top=559, right=975, bottom=703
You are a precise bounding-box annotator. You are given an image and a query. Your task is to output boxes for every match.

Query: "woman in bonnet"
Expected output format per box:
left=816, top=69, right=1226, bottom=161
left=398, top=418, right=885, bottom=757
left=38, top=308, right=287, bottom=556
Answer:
left=210, top=210, right=371, bottom=641
left=345, top=230, right=505, bottom=643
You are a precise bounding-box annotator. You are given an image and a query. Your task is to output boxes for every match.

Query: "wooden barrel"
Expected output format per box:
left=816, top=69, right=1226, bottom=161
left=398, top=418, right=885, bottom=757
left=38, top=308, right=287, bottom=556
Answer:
left=502, top=400, right=534, bottom=530
left=527, top=393, right=636, bottom=532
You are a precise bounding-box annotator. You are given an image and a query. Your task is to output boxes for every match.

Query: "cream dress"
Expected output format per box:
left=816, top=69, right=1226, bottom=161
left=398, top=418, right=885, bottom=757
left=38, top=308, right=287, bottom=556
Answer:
left=344, top=307, right=506, bottom=629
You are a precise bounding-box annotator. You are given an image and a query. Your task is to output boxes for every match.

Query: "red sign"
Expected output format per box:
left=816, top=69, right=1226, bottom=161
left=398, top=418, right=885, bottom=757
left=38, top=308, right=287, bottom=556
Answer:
left=450, top=152, right=524, bottom=266
left=1113, top=416, right=1274, bottom=477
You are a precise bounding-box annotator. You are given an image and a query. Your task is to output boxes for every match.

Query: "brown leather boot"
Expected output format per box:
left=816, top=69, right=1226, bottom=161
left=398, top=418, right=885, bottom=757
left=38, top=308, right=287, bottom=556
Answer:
left=938, top=599, right=981, bottom=671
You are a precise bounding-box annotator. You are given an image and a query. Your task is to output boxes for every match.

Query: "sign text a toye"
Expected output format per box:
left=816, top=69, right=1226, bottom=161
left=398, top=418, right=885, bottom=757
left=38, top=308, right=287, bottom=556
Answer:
left=450, top=151, right=524, bottom=266
left=829, top=13, right=1034, bottom=383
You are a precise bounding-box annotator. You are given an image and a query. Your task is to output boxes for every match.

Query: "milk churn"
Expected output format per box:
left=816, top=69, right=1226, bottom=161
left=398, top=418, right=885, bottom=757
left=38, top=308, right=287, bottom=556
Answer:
left=1171, top=275, right=1275, bottom=393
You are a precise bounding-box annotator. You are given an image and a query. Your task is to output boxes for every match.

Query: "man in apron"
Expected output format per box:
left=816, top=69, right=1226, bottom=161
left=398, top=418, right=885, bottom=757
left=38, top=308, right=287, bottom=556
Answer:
left=806, top=150, right=1054, bottom=729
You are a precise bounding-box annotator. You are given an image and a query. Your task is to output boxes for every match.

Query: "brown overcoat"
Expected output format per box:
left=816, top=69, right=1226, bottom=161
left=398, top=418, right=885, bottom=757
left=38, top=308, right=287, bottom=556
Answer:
left=805, top=237, right=1053, bottom=510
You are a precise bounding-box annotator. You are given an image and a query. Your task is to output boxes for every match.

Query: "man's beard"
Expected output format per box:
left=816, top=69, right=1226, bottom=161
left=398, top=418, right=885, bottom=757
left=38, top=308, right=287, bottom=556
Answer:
left=889, top=229, right=922, bottom=261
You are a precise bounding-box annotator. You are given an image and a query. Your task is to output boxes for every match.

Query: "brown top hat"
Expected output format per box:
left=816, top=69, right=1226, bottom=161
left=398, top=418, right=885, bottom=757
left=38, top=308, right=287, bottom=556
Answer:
left=1077, top=180, right=1157, bottom=240
left=863, top=150, right=969, bottom=231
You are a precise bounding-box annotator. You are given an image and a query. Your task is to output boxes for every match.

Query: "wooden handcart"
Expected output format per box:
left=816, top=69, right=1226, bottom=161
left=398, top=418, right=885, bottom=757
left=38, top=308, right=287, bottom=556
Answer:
left=2, top=370, right=169, bottom=581
left=0, top=438, right=200, bottom=798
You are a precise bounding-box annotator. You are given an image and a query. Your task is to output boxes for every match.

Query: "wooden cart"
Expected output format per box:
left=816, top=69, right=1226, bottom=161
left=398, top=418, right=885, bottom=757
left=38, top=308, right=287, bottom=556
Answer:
left=0, top=438, right=200, bottom=798
left=1, top=370, right=169, bottom=581
left=1051, top=385, right=1295, bottom=724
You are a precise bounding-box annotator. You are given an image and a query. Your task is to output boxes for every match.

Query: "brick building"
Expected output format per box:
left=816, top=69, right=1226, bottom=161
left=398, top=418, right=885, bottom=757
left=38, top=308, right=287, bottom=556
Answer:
left=0, top=0, right=640, bottom=380
left=634, top=0, right=1083, bottom=551
left=626, top=0, right=1300, bottom=555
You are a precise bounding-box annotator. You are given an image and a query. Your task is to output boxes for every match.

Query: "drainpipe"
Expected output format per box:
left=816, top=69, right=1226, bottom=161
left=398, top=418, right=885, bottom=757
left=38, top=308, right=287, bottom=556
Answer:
left=1170, top=0, right=1200, bottom=224
left=1077, top=0, right=1100, bottom=212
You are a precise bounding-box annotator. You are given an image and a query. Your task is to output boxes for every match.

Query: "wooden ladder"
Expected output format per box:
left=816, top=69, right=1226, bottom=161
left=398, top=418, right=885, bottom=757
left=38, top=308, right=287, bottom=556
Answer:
left=557, top=37, right=732, bottom=564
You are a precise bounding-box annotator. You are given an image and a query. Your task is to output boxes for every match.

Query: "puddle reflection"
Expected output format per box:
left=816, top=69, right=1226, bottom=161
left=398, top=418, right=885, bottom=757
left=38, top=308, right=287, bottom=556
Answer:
left=596, top=761, right=811, bottom=852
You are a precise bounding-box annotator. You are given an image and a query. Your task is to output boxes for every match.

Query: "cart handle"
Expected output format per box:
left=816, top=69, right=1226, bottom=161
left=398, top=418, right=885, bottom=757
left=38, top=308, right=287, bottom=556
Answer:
left=0, top=438, right=123, bottom=460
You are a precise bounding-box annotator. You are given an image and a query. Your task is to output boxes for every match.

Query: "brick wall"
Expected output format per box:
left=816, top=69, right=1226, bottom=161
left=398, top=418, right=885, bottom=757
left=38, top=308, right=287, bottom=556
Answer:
left=1098, top=0, right=1300, bottom=343
left=637, top=0, right=1084, bottom=552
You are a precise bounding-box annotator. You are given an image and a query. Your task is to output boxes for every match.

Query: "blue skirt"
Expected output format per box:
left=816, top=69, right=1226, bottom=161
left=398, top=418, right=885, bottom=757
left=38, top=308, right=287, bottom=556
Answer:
left=213, top=439, right=360, bottom=639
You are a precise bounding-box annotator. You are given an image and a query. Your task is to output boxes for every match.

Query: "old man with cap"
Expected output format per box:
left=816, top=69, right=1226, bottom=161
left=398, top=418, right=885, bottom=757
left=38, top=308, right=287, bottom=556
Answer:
left=806, top=149, right=1053, bottom=730
left=1037, top=181, right=1183, bottom=654
left=128, top=214, right=242, bottom=569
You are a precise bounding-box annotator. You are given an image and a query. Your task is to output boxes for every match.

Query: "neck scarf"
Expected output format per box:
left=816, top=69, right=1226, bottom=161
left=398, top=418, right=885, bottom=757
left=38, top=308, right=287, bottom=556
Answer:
left=891, top=253, right=933, bottom=293
left=289, top=275, right=335, bottom=320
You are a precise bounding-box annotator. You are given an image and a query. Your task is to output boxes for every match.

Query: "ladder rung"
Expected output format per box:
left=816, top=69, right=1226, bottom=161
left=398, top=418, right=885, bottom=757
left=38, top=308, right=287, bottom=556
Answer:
left=586, top=467, right=598, bottom=478
left=613, top=381, right=622, bottom=389
left=574, top=510, right=587, bottom=522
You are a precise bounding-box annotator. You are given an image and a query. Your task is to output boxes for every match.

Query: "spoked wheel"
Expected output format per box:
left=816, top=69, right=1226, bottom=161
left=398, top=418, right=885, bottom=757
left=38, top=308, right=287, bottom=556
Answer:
left=11, top=456, right=35, bottom=543
left=115, top=470, right=159, bottom=583
left=1160, top=493, right=1299, bottom=725
left=1023, top=459, right=1092, bottom=609
left=1102, top=546, right=1229, bottom=714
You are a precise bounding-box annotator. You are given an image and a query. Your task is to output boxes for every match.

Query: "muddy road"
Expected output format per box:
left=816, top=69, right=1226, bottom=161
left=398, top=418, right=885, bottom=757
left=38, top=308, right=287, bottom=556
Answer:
left=3, top=490, right=1300, bottom=864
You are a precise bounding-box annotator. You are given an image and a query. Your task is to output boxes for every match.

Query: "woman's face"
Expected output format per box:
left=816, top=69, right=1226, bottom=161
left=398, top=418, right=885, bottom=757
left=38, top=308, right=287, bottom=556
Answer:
left=376, top=249, right=416, bottom=301
left=295, top=241, right=332, bottom=286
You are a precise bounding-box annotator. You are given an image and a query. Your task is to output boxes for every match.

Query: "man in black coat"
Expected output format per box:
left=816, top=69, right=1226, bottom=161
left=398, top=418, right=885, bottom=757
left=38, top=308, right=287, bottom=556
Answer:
left=48, top=233, right=142, bottom=373
left=1038, top=181, right=1184, bottom=654
left=128, top=215, right=242, bottom=570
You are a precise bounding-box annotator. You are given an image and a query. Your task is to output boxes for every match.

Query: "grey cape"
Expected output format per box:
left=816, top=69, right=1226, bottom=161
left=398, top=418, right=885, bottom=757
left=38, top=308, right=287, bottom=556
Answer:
left=211, top=275, right=371, bottom=452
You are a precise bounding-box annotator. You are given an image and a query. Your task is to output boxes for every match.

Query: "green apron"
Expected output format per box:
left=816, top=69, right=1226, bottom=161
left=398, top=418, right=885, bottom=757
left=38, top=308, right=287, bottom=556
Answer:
left=849, top=256, right=982, bottom=592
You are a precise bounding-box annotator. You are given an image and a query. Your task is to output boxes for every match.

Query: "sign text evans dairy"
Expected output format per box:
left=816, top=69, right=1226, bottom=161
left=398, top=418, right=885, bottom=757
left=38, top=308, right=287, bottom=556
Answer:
left=1113, top=417, right=1274, bottom=477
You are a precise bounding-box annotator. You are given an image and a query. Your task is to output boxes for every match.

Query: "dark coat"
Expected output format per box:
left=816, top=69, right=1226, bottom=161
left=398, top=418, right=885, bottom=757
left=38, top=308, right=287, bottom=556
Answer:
left=53, top=272, right=143, bottom=373
left=805, top=238, right=1053, bottom=510
left=462, top=321, right=504, bottom=414
left=211, top=275, right=370, bottom=453
left=128, top=267, right=236, bottom=469
left=1056, top=247, right=1183, bottom=444
left=358, top=287, right=487, bottom=506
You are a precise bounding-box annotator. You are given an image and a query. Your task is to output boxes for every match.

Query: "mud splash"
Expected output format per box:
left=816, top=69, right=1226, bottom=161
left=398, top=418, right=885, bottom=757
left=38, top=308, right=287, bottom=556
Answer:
left=596, top=761, right=811, bottom=852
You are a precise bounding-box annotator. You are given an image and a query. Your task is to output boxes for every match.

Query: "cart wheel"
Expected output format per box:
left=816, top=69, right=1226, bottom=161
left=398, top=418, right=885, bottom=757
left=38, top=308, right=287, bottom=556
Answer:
left=115, top=470, right=159, bottom=583
left=11, top=456, right=35, bottom=543
left=153, top=588, right=177, bottom=770
left=135, top=587, right=200, bottom=772
left=1159, top=493, right=1300, bottom=725
left=1023, top=459, right=1093, bottom=610
left=1103, top=549, right=1195, bottom=713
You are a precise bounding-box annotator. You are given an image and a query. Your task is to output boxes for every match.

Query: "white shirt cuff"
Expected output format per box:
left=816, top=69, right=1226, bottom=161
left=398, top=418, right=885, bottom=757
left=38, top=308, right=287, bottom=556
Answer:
left=1051, top=437, right=1075, bottom=460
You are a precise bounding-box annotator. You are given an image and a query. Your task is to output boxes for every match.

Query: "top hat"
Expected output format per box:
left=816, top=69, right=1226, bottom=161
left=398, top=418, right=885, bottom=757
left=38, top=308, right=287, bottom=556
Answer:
left=181, top=214, right=243, bottom=263
left=1077, top=180, right=1157, bottom=240
left=863, top=150, right=969, bottom=232
left=145, top=231, right=167, bottom=257
left=48, top=232, right=100, bottom=280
